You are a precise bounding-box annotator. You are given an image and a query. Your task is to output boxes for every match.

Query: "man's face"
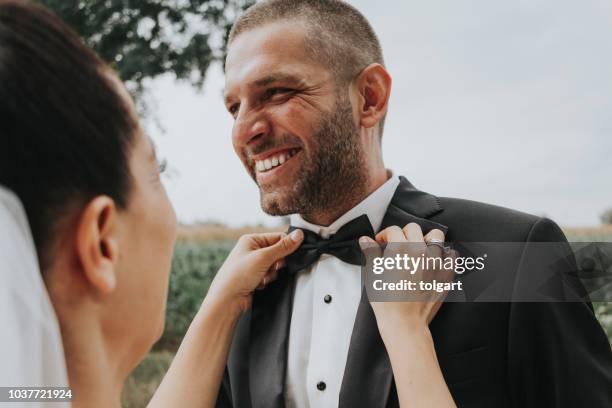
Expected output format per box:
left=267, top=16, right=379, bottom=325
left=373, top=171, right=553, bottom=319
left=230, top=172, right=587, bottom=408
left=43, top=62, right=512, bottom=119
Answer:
left=224, top=21, right=367, bottom=217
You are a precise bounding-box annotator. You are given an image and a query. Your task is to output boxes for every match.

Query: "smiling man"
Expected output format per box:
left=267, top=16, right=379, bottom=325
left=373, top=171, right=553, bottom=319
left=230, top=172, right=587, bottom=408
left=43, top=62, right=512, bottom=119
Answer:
left=218, top=1, right=612, bottom=407
left=223, top=16, right=387, bottom=225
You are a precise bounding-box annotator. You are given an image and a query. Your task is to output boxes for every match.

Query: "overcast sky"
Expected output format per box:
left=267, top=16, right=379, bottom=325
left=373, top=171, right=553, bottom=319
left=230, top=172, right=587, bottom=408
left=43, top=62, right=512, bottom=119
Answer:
left=149, top=0, right=612, bottom=228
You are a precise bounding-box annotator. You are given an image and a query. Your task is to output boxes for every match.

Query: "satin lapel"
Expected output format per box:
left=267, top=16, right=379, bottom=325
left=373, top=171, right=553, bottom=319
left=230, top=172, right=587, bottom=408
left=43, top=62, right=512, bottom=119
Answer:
left=249, top=269, right=295, bottom=408
left=381, top=202, right=448, bottom=236
left=339, top=286, right=394, bottom=408
left=339, top=176, right=448, bottom=408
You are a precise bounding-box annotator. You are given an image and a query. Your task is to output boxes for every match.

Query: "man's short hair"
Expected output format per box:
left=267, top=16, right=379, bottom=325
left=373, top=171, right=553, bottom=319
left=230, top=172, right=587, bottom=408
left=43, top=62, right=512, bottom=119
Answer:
left=228, top=0, right=386, bottom=134
left=229, top=0, right=384, bottom=84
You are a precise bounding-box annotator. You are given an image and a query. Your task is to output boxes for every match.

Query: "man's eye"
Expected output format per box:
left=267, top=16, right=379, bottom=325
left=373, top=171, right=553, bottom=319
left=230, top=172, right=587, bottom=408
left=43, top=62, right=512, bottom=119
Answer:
left=228, top=104, right=239, bottom=115
left=265, top=88, right=292, bottom=99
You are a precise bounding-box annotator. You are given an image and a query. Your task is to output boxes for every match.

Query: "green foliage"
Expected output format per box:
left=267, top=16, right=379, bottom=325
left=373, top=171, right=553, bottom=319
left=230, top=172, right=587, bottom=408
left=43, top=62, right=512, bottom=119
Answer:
left=37, top=0, right=254, bottom=98
left=156, top=241, right=234, bottom=349
left=122, top=350, right=174, bottom=408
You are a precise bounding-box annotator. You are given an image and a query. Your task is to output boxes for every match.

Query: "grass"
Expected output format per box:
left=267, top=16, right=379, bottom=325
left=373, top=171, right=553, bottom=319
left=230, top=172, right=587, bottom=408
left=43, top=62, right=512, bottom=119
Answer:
left=562, top=225, right=612, bottom=242
left=177, top=224, right=283, bottom=243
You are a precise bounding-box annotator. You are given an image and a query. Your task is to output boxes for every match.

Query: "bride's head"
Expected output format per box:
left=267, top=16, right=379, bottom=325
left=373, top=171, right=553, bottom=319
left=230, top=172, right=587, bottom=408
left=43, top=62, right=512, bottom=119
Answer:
left=0, top=0, right=177, bottom=374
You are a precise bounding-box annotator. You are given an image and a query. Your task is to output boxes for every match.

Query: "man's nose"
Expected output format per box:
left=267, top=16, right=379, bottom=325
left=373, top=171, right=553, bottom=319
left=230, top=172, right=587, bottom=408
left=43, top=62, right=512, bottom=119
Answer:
left=232, top=108, right=270, bottom=147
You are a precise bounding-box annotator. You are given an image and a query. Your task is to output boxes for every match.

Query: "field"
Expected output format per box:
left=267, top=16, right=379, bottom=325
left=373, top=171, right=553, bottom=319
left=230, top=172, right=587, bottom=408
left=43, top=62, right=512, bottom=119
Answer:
left=121, top=225, right=612, bottom=407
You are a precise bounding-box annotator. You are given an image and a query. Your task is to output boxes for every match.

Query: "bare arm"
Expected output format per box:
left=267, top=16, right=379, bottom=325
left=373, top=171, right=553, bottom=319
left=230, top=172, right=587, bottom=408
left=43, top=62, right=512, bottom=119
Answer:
left=148, top=230, right=303, bottom=408
left=376, top=313, right=456, bottom=408
left=147, top=294, right=241, bottom=408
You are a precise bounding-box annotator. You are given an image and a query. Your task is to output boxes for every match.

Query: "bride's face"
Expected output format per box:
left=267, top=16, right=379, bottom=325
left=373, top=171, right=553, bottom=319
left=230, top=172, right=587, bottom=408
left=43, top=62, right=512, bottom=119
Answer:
left=108, top=128, right=177, bottom=355
left=103, top=82, right=177, bottom=358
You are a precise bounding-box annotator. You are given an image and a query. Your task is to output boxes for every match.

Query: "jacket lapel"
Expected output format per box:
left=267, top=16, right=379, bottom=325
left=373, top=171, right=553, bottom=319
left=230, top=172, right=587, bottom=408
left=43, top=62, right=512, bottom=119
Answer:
left=248, top=270, right=295, bottom=408
left=339, top=176, right=448, bottom=407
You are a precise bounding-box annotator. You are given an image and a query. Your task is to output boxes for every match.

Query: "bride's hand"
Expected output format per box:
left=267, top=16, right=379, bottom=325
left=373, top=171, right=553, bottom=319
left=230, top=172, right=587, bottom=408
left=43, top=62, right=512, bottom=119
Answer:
left=206, top=229, right=304, bottom=314
left=359, top=223, right=457, bottom=331
left=359, top=224, right=458, bottom=408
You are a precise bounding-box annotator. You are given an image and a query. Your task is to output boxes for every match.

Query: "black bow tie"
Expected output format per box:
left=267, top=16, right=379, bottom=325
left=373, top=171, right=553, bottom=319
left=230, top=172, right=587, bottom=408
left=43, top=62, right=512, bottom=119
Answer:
left=285, top=214, right=375, bottom=274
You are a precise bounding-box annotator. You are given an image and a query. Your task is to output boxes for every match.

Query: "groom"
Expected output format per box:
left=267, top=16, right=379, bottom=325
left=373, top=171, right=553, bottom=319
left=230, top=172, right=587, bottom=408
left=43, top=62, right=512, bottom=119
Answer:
left=217, top=1, right=612, bottom=407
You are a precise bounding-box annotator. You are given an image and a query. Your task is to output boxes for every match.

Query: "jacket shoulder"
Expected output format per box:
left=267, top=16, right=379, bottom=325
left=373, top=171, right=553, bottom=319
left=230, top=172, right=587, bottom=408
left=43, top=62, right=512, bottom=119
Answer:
left=434, top=197, right=561, bottom=242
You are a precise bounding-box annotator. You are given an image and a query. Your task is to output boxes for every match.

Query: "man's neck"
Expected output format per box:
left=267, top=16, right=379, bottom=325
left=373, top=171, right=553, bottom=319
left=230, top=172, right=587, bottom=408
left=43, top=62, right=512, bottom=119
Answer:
left=301, top=167, right=389, bottom=226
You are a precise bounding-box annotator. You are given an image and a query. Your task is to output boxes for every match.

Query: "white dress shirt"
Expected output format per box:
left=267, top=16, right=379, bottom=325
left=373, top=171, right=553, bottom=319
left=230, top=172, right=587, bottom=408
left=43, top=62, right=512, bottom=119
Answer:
left=285, top=175, right=400, bottom=408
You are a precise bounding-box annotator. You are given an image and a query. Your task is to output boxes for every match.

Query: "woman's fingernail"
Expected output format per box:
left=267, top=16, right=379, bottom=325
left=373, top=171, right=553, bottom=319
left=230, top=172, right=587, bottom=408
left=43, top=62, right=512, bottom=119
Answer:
left=290, top=229, right=303, bottom=242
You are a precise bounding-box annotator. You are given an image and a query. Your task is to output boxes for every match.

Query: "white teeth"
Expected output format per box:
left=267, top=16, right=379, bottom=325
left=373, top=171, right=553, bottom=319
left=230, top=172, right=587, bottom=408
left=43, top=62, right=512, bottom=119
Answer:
left=254, top=149, right=299, bottom=172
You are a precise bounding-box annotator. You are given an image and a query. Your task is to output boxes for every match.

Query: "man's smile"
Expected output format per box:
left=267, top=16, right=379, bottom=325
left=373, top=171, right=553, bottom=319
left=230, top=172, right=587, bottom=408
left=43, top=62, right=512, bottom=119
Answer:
left=251, top=147, right=303, bottom=185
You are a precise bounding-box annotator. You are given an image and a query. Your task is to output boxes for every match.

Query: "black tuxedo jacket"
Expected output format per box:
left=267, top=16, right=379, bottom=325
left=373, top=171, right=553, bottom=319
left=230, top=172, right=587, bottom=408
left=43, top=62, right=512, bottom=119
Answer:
left=216, top=177, right=612, bottom=408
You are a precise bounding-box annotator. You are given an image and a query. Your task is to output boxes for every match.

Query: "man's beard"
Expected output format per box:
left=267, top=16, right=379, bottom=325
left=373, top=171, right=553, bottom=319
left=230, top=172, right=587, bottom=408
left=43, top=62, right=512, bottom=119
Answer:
left=259, top=93, right=368, bottom=218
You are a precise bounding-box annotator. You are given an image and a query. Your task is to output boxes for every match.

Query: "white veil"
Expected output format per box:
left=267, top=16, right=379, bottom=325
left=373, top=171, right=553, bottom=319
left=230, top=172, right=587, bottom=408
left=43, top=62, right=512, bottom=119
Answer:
left=0, top=186, right=69, bottom=406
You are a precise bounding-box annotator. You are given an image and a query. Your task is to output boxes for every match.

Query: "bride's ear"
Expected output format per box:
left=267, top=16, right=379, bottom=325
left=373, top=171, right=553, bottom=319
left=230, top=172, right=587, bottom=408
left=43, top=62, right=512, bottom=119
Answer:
left=75, top=196, right=119, bottom=295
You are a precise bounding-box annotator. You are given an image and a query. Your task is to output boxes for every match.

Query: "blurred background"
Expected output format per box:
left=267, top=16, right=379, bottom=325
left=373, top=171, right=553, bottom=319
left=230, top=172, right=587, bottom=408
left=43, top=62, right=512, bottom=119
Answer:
left=36, top=0, right=612, bottom=406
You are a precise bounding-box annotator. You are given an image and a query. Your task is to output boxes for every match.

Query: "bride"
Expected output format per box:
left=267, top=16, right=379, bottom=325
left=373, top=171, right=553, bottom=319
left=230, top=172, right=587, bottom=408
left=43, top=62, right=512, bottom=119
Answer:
left=0, top=1, right=455, bottom=407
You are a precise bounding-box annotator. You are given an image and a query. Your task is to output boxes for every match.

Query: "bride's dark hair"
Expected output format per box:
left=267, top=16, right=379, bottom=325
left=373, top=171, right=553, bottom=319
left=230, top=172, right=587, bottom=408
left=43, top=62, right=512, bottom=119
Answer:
left=0, top=0, right=136, bottom=269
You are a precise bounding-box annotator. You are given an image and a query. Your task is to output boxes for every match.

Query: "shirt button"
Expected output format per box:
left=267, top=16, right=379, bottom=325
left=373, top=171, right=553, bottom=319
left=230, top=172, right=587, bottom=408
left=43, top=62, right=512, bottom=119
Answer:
left=324, top=294, right=332, bottom=304
left=316, top=381, right=326, bottom=391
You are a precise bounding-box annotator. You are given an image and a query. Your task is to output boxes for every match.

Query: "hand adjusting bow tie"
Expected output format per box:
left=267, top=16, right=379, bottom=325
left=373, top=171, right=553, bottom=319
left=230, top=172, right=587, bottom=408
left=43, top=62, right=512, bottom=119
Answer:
left=285, top=214, right=375, bottom=274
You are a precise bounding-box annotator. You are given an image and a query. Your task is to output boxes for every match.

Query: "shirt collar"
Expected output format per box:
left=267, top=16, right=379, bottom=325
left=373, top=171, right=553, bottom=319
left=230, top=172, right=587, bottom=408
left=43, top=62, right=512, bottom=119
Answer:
left=290, top=171, right=400, bottom=239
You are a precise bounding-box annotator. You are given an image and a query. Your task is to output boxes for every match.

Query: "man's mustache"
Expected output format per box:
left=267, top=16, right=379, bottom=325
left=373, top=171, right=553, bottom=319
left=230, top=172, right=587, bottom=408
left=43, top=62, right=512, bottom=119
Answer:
left=244, top=134, right=304, bottom=163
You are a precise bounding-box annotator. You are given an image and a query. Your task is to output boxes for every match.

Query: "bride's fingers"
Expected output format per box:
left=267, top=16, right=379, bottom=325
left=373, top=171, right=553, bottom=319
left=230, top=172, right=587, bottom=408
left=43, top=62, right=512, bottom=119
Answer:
left=358, top=236, right=383, bottom=260
left=266, top=267, right=280, bottom=284
left=256, top=264, right=281, bottom=290
left=423, top=228, right=445, bottom=243
left=400, top=223, right=426, bottom=258
left=402, top=223, right=425, bottom=243
left=423, top=228, right=445, bottom=259
left=274, top=258, right=285, bottom=269
left=248, top=232, right=288, bottom=248
left=375, top=225, right=407, bottom=244
left=258, top=229, right=303, bottom=261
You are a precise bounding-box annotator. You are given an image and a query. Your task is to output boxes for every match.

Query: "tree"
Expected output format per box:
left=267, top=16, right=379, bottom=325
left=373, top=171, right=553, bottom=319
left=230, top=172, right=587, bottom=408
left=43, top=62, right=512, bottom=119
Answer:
left=37, top=0, right=253, bottom=109
left=601, top=208, right=612, bottom=225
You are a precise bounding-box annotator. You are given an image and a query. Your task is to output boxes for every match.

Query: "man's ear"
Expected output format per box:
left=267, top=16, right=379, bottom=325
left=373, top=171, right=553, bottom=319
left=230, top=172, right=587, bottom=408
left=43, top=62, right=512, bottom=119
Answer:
left=355, top=63, right=392, bottom=130
left=75, top=196, right=119, bottom=295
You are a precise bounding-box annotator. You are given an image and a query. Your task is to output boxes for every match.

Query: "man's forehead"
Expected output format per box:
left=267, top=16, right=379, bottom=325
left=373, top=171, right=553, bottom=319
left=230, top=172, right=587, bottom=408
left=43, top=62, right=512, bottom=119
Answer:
left=230, top=19, right=310, bottom=54
left=225, top=23, right=315, bottom=73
